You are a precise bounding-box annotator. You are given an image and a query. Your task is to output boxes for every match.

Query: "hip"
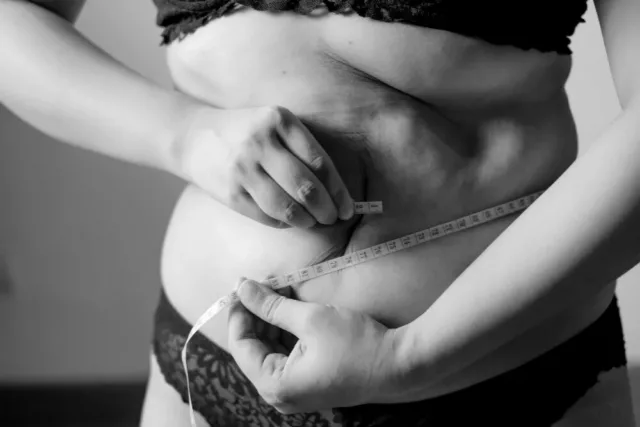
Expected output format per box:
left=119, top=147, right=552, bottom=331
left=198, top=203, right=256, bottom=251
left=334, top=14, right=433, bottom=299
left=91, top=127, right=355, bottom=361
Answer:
left=144, top=288, right=633, bottom=427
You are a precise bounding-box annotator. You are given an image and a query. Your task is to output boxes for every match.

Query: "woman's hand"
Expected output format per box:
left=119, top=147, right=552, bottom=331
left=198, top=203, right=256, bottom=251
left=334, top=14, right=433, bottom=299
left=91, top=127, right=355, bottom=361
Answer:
left=227, top=279, right=403, bottom=414
left=176, top=105, right=355, bottom=228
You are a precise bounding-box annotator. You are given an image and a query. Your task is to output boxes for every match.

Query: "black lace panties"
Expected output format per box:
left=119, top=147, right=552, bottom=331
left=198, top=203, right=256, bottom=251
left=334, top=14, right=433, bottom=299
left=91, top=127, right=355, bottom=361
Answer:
left=152, top=289, right=626, bottom=427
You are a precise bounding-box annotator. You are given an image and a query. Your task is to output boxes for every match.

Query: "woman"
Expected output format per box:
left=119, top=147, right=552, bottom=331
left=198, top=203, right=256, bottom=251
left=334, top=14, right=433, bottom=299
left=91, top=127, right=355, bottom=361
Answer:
left=1, top=0, right=638, bottom=426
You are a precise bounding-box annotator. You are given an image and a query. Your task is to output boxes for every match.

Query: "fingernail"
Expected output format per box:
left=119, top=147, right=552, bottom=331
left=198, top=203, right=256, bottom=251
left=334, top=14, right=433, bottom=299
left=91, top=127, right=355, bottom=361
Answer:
left=339, top=201, right=354, bottom=221
left=235, top=277, right=250, bottom=295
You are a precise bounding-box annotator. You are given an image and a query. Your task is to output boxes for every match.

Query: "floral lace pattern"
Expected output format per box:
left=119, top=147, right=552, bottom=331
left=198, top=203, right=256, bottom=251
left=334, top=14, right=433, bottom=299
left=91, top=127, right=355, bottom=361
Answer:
left=152, top=290, right=626, bottom=427
left=152, top=0, right=588, bottom=53
left=153, top=328, right=339, bottom=426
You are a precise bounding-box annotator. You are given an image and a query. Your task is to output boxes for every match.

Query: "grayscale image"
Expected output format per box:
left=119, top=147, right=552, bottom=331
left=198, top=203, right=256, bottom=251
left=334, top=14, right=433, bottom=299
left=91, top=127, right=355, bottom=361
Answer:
left=1, top=1, right=639, bottom=426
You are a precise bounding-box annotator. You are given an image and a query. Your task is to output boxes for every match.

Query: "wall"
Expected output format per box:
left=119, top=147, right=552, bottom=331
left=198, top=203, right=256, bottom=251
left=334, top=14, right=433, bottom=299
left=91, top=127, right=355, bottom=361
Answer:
left=0, top=0, right=638, bottom=410
left=0, top=0, right=181, bottom=381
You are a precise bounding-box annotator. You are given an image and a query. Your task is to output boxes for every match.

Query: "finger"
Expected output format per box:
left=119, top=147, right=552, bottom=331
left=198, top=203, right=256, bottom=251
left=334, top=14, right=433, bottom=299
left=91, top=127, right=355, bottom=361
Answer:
left=244, top=166, right=316, bottom=228
left=275, top=116, right=354, bottom=221
left=272, top=286, right=297, bottom=352
left=265, top=286, right=290, bottom=343
left=227, top=188, right=289, bottom=228
left=237, top=279, right=314, bottom=337
left=228, top=298, right=288, bottom=385
left=260, top=137, right=338, bottom=225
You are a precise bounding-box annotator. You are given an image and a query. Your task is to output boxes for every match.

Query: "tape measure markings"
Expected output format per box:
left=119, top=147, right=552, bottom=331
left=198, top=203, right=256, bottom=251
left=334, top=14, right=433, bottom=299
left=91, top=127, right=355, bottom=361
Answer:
left=354, top=201, right=383, bottom=214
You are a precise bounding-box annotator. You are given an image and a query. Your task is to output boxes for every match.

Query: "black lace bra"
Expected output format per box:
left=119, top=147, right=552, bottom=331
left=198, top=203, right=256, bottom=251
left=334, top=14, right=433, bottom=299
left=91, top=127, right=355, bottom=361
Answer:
left=152, top=0, right=588, bottom=54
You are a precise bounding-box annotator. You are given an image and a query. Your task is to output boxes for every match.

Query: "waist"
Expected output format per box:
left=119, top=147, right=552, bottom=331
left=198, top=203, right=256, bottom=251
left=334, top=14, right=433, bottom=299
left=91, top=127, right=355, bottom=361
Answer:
left=162, top=178, right=574, bottom=346
left=160, top=183, right=617, bottom=395
left=162, top=186, right=527, bottom=318
left=160, top=180, right=620, bottom=396
left=158, top=100, right=618, bottom=390
left=161, top=89, right=579, bottom=320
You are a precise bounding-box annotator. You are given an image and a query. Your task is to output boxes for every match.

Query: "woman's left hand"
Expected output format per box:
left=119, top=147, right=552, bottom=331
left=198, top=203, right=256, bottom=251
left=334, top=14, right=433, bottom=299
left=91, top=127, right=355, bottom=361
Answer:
left=227, top=279, right=403, bottom=414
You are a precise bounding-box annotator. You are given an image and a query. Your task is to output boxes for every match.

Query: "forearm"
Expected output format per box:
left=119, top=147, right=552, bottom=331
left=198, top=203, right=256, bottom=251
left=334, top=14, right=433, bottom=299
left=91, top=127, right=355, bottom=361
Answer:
left=0, top=0, right=200, bottom=174
left=390, top=100, right=640, bottom=401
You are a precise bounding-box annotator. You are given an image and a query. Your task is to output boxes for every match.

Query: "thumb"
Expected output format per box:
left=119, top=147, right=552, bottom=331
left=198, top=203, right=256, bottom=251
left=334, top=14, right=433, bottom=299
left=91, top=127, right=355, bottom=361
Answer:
left=236, top=279, right=310, bottom=336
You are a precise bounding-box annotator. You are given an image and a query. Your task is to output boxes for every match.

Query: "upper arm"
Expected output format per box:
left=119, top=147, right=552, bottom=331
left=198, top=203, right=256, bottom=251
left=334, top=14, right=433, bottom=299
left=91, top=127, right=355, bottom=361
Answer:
left=594, top=0, right=640, bottom=109
left=24, top=0, right=87, bottom=23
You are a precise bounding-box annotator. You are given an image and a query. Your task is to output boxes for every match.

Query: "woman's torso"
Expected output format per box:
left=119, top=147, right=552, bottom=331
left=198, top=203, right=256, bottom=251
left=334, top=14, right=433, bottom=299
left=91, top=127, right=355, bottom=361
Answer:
left=159, top=4, right=615, bottom=394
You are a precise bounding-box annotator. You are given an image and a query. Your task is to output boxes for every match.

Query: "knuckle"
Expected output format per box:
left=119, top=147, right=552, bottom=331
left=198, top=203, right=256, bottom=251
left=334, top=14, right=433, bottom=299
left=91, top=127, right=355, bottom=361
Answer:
left=231, top=146, right=262, bottom=173
left=299, top=305, right=324, bottom=330
left=227, top=187, right=249, bottom=205
left=308, top=155, right=326, bottom=172
left=258, top=379, right=296, bottom=410
left=262, top=294, right=285, bottom=323
left=296, top=181, right=316, bottom=204
left=282, top=201, right=299, bottom=223
left=230, top=158, right=250, bottom=177
left=239, top=135, right=265, bottom=154
left=268, top=385, right=294, bottom=409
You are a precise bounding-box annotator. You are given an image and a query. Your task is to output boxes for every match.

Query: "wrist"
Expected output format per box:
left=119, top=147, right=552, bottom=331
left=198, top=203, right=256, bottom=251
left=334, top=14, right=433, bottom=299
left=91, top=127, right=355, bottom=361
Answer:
left=157, top=92, right=207, bottom=180
left=164, top=97, right=236, bottom=187
left=373, top=325, right=430, bottom=404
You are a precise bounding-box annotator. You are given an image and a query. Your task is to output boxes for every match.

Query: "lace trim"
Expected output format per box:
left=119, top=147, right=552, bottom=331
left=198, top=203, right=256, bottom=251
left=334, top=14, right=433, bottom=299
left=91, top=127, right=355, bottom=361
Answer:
left=155, top=0, right=588, bottom=54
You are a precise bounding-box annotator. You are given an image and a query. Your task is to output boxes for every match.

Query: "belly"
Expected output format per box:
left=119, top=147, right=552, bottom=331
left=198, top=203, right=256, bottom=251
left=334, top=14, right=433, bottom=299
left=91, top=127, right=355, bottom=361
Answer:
left=159, top=5, right=604, bottom=374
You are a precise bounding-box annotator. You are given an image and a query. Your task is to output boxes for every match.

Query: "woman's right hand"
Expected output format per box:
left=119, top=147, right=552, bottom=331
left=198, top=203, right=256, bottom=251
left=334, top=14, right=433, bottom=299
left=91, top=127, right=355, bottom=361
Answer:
left=175, top=105, right=355, bottom=228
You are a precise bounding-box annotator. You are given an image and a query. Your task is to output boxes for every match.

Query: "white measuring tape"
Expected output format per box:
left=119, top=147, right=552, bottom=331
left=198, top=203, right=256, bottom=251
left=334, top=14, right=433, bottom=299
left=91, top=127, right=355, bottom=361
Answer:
left=181, top=192, right=542, bottom=425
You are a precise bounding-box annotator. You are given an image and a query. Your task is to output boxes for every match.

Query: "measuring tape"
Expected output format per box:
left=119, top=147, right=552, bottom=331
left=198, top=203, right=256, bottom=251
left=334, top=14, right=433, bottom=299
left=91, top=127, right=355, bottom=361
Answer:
left=181, top=192, right=543, bottom=426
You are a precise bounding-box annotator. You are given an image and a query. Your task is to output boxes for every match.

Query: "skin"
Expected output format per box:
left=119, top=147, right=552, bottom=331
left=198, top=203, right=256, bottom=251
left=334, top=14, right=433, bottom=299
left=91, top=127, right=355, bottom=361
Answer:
left=0, top=0, right=353, bottom=230
left=227, top=0, right=640, bottom=415
left=1, top=0, right=637, bottom=425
